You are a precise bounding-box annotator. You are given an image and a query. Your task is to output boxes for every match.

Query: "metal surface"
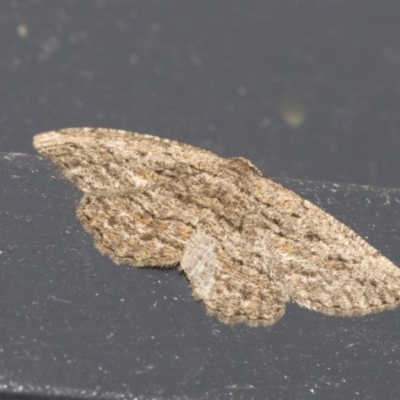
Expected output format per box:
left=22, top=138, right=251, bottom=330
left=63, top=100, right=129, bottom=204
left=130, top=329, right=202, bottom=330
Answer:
left=1, top=154, right=400, bottom=399
left=1, top=1, right=400, bottom=399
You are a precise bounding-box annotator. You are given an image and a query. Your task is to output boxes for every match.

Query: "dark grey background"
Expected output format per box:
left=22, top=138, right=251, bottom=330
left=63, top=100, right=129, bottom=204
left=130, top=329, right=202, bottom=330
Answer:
left=3, top=154, right=400, bottom=400
left=2, top=1, right=400, bottom=399
left=1, top=1, right=400, bottom=187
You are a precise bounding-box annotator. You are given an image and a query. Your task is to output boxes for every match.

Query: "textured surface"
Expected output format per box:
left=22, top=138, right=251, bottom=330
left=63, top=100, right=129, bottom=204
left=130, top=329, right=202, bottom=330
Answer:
left=3, top=151, right=400, bottom=400
left=33, top=127, right=400, bottom=326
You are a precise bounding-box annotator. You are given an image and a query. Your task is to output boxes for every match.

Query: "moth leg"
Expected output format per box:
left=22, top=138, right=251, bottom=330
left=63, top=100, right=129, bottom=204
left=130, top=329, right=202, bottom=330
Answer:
left=180, top=210, right=289, bottom=326
left=77, top=189, right=198, bottom=267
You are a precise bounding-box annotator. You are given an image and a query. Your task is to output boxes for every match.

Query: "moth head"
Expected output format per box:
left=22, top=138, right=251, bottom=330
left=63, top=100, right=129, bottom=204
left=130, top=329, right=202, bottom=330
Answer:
left=225, top=157, right=263, bottom=177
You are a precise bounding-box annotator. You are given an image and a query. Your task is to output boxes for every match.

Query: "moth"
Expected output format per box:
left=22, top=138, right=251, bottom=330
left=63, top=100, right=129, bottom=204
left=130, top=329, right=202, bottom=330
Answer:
left=33, top=127, right=400, bottom=326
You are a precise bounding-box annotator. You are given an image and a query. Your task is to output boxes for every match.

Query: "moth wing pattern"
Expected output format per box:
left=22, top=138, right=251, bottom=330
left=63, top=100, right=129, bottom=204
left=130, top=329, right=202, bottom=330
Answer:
left=283, top=213, right=400, bottom=317
left=180, top=209, right=289, bottom=326
left=77, top=186, right=198, bottom=267
left=33, top=127, right=224, bottom=193
left=251, top=175, right=400, bottom=317
left=33, top=127, right=400, bottom=326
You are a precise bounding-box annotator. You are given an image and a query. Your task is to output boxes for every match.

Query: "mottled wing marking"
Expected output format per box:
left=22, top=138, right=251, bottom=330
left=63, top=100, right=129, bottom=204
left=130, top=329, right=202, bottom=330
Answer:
left=33, top=127, right=400, bottom=327
left=251, top=175, right=400, bottom=315
left=181, top=210, right=289, bottom=326
left=77, top=188, right=195, bottom=267
left=33, top=127, right=224, bottom=192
